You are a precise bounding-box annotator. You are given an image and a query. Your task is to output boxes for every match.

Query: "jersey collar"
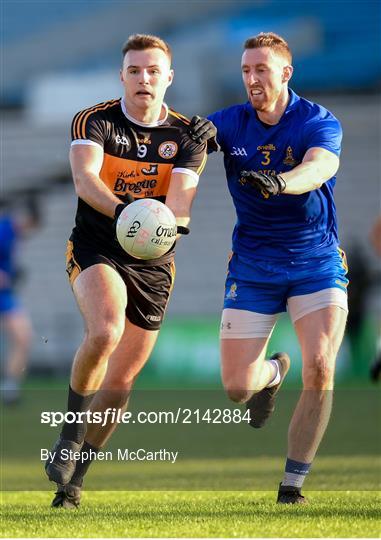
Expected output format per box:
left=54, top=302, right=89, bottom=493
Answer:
left=284, top=88, right=300, bottom=115
left=121, top=97, right=169, bottom=127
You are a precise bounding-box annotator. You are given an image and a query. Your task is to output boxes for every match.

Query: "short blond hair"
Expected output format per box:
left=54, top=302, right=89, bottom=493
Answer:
left=244, top=32, right=292, bottom=64
left=122, top=34, right=172, bottom=63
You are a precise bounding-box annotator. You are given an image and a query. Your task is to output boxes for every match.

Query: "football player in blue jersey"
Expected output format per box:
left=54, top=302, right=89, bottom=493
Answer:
left=189, top=32, right=348, bottom=504
left=0, top=197, right=40, bottom=405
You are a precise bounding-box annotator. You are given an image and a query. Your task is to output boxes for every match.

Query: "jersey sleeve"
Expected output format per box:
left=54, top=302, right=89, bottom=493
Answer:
left=207, top=110, right=226, bottom=151
left=303, top=112, right=343, bottom=157
left=172, top=135, right=207, bottom=182
left=70, top=109, right=106, bottom=149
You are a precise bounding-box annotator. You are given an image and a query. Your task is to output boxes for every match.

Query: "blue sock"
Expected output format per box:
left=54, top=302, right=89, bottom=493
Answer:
left=282, top=458, right=311, bottom=488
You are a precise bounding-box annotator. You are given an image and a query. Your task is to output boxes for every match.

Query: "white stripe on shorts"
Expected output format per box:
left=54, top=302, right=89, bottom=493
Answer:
left=220, top=308, right=279, bottom=339
left=287, top=287, right=348, bottom=324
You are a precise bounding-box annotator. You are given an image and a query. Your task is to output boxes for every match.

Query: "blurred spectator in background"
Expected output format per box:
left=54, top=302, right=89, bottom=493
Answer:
left=0, top=194, right=41, bottom=404
left=369, top=216, right=381, bottom=382
left=346, top=243, right=373, bottom=377
left=369, top=216, right=381, bottom=258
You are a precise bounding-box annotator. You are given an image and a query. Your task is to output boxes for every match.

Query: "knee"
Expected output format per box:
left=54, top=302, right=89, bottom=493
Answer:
left=224, top=386, right=253, bottom=404
left=86, top=324, right=124, bottom=355
left=222, top=374, right=262, bottom=403
left=15, top=327, right=32, bottom=350
left=9, top=318, right=32, bottom=350
left=104, top=376, right=135, bottom=393
left=303, top=352, right=335, bottom=389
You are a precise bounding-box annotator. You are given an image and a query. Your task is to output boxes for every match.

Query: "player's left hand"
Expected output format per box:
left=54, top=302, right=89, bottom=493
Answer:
left=188, top=116, right=220, bottom=152
left=239, top=170, right=286, bottom=197
left=176, top=225, right=190, bottom=235
left=113, top=194, right=135, bottom=231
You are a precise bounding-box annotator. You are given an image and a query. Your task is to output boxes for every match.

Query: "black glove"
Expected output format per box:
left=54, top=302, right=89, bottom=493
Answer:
left=188, top=115, right=220, bottom=153
left=239, top=170, right=286, bottom=197
left=113, top=194, right=134, bottom=228
left=176, top=225, right=190, bottom=235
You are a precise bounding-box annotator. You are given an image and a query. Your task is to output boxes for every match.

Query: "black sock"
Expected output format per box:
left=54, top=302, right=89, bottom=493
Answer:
left=61, top=386, right=95, bottom=444
left=70, top=441, right=100, bottom=487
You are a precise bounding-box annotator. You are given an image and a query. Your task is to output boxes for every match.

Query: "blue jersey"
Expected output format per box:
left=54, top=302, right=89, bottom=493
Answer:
left=0, top=215, right=18, bottom=279
left=208, top=89, right=343, bottom=261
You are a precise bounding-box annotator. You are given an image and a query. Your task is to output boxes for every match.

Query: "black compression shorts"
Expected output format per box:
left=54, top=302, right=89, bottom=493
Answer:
left=65, top=239, right=175, bottom=331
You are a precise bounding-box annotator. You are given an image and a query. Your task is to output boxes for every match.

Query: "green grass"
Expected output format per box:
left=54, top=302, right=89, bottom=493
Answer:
left=1, top=490, right=380, bottom=538
left=2, top=387, right=380, bottom=491
left=2, top=456, right=380, bottom=491
left=1, top=455, right=380, bottom=538
left=1, top=385, right=380, bottom=536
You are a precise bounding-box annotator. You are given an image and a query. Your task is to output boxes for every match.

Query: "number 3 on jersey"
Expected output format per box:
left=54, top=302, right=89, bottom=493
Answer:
left=261, top=151, right=271, bottom=165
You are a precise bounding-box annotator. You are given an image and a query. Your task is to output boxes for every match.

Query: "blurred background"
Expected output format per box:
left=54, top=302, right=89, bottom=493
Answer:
left=1, top=0, right=380, bottom=390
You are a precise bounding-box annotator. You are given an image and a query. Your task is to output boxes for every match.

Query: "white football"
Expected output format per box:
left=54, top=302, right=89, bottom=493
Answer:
left=116, top=199, right=177, bottom=260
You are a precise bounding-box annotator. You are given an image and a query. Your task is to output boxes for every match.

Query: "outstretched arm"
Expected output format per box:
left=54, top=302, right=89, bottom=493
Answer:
left=281, top=147, right=340, bottom=195
left=240, top=147, right=340, bottom=197
left=165, top=171, right=198, bottom=239
left=70, top=144, right=122, bottom=218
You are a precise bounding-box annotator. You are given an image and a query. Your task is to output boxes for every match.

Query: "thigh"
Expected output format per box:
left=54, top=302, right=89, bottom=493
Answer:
left=221, top=254, right=285, bottom=386
left=287, top=248, right=349, bottom=301
left=2, top=310, right=32, bottom=343
left=223, top=253, right=288, bottom=315
left=294, top=304, right=348, bottom=369
left=120, top=260, right=176, bottom=330
left=73, top=264, right=127, bottom=333
left=220, top=308, right=278, bottom=388
left=66, top=238, right=127, bottom=331
left=221, top=335, right=270, bottom=389
left=287, top=251, right=349, bottom=368
left=101, top=318, right=159, bottom=389
left=287, top=287, right=348, bottom=324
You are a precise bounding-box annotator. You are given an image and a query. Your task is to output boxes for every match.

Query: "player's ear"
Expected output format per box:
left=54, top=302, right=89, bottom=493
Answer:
left=282, top=65, right=293, bottom=83
left=167, top=69, right=174, bottom=88
left=120, top=69, right=124, bottom=83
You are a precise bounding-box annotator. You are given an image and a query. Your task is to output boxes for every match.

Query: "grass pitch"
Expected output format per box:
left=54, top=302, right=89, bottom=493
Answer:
left=1, top=489, right=380, bottom=538
left=1, top=455, right=380, bottom=538
left=1, top=384, right=380, bottom=536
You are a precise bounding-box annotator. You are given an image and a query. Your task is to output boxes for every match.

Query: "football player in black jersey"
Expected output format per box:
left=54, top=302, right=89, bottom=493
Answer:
left=45, top=34, right=206, bottom=508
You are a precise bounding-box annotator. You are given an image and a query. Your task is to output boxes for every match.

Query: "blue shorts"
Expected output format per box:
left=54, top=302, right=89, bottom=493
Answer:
left=223, top=249, right=349, bottom=315
left=0, top=289, right=21, bottom=314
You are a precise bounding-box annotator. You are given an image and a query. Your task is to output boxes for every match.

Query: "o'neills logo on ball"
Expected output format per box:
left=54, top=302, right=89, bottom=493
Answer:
left=126, top=220, right=141, bottom=237
left=158, top=141, right=178, bottom=159
left=156, top=225, right=177, bottom=238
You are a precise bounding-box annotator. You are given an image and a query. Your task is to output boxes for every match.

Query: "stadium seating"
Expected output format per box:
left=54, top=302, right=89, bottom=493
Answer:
left=2, top=0, right=380, bottom=374
left=2, top=1, right=380, bottom=107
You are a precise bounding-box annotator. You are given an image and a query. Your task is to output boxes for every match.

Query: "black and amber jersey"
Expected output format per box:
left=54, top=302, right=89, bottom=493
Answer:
left=70, top=97, right=207, bottom=264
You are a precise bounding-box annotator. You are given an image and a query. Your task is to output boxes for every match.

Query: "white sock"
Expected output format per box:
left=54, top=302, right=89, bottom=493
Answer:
left=282, top=471, right=306, bottom=488
left=282, top=458, right=311, bottom=488
left=266, top=359, right=281, bottom=388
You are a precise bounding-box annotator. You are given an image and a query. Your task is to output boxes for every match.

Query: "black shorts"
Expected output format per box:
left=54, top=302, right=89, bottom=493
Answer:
left=65, top=239, right=176, bottom=331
